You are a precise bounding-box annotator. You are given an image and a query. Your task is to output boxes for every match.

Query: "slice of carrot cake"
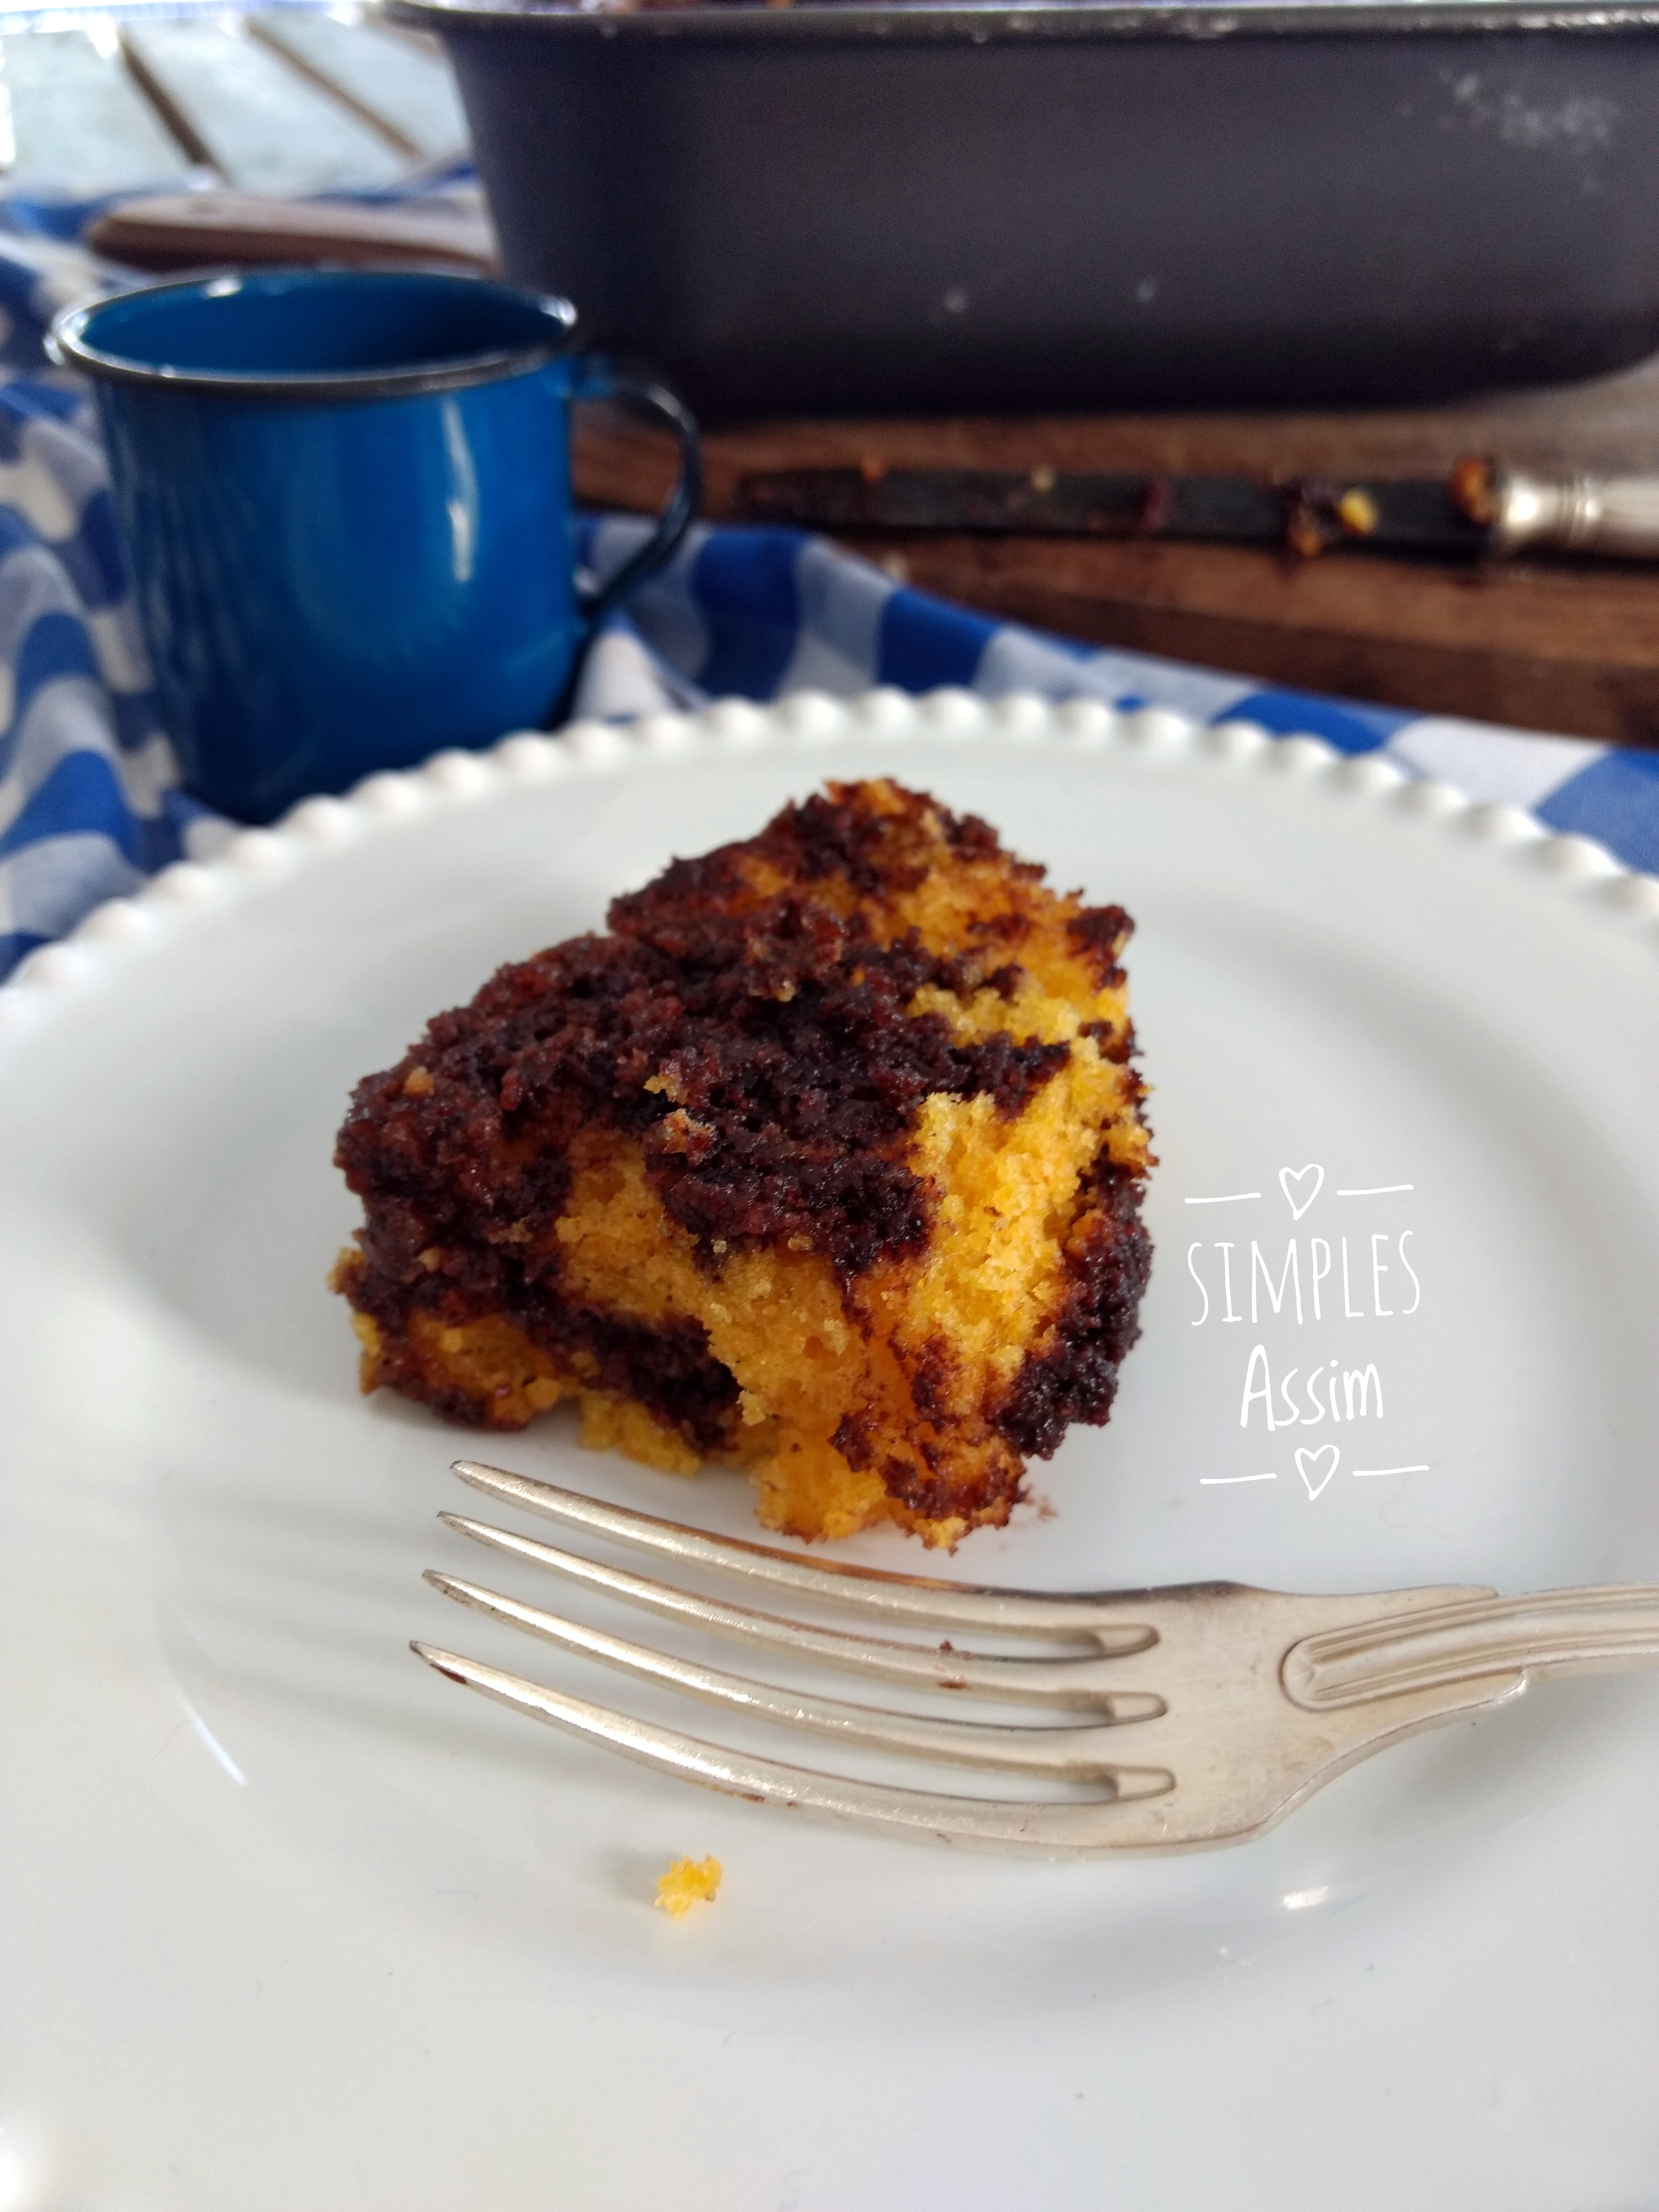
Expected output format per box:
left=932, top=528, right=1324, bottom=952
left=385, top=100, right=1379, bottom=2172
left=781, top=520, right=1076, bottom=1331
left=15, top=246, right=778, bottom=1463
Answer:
left=332, top=778, right=1152, bottom=1546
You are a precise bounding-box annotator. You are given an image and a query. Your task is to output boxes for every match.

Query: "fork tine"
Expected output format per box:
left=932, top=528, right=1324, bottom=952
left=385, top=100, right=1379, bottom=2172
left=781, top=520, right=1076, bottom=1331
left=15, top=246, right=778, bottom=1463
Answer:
left=439, top=1511, right=1159, bottom=1711
left=451, top=1460, right=1162, bottom=1648
left=411, top=1639, right=1175, bottom=1854
left=427, top=1569, right=1167, bottom=1778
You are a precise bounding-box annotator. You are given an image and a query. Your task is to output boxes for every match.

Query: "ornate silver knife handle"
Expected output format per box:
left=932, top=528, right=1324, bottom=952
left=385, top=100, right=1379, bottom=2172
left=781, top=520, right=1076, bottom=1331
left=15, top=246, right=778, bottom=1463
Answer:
left=1481, top=466, right=1659, bottom=558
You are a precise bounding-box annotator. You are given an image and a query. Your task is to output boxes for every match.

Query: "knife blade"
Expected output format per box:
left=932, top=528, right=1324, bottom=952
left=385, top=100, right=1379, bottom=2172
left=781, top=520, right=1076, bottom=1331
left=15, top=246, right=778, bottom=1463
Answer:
left=735, top=458, right=1659, bottom=563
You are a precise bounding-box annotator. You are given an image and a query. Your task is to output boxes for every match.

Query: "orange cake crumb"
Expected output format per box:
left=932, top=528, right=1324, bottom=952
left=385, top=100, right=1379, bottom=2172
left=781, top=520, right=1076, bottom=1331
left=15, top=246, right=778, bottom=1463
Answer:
left=655, top=1855, right=722, bottom=1918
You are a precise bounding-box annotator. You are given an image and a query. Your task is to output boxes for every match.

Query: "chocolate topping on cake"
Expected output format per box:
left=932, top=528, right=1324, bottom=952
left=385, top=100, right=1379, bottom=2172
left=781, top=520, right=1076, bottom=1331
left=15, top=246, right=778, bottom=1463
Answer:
left=996, top=1152, right=1152, bottom=1457
left=337, top=790, right=1081, bottom=1287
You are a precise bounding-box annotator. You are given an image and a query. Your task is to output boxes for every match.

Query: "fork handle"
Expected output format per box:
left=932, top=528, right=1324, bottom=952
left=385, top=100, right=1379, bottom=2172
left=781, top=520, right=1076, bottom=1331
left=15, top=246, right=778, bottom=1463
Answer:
left=1283, top=1584, right=1659, bottom=1709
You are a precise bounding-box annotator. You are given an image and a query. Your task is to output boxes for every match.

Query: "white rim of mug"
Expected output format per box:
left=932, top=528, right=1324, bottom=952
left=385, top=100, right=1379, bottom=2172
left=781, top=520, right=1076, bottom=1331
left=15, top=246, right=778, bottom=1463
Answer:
left=45, top=267, right=581, bottom=403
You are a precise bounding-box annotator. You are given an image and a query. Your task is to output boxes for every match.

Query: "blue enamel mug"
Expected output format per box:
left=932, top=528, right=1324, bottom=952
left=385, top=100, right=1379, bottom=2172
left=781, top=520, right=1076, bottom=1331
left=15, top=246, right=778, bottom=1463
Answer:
left=47, top=268, right=699, bottom=823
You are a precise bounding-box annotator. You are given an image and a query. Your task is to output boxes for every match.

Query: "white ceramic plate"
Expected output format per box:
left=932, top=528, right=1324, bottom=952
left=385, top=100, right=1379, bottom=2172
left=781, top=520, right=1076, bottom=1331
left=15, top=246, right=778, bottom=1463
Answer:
left=3, top=691, right=1659, bottom=2212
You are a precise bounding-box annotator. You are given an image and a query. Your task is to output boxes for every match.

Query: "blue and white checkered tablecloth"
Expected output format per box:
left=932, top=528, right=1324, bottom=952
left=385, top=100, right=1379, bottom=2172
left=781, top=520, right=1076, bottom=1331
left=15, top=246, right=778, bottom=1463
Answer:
left=4, top=197, right=1659, bottom=982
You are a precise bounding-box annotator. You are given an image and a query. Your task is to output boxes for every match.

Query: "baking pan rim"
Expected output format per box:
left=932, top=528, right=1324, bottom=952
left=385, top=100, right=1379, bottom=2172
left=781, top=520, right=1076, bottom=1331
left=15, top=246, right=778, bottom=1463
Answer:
left=388, top=0, right=1659, bottom=41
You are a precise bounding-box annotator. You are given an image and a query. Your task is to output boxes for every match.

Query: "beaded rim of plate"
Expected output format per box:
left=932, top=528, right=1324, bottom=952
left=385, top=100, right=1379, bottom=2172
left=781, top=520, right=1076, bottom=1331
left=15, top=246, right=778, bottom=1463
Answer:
left=1, top=685, right=1656, bottom=1040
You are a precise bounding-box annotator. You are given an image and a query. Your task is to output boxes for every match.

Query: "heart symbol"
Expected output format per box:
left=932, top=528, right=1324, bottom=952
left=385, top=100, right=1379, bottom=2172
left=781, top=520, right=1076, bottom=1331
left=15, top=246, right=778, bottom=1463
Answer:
left=1279, top=1164, right=1325, bottom=1220
left=1296, top=1444, right=1340, bottom=1501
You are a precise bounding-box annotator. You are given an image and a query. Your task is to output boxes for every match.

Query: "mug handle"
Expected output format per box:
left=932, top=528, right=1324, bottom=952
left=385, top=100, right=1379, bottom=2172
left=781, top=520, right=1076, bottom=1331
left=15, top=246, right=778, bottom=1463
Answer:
left=571, top=355, right=704, bottom=631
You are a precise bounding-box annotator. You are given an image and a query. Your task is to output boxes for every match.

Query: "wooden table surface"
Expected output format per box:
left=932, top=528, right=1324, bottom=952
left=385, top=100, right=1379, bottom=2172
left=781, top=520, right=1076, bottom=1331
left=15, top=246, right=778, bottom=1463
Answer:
left=575, top=357, right=1659, bottom=749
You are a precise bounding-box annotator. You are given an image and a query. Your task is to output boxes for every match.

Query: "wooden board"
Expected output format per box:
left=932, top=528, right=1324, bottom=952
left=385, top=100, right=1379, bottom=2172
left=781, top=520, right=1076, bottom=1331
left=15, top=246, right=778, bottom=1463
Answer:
left=573, top=360, right=1659, bottom=748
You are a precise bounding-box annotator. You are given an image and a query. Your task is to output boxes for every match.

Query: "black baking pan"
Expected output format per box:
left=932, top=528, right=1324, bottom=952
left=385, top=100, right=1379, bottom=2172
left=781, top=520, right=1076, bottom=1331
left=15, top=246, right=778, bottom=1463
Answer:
left=390, top=0, right=1659, bottom=420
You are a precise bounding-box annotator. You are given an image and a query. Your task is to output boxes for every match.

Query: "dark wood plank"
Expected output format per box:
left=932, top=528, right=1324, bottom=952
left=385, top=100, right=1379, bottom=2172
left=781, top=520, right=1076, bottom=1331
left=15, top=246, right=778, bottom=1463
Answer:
left=571, top=370, right=1659, bottom=745
left=853, top=533, right=1659, bottom=746
left=87, top=188, right=495, bottom=274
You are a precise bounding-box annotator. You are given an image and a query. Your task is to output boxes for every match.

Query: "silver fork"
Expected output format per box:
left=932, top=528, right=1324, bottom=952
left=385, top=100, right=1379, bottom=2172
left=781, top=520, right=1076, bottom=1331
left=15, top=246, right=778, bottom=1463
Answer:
left=413, top=1459, right=1659, bottom=1855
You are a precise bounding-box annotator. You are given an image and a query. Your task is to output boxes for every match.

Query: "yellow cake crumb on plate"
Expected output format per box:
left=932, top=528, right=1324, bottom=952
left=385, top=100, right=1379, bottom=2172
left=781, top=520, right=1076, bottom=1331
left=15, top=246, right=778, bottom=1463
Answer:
left=655, top=1855, right=722, bottom=1919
